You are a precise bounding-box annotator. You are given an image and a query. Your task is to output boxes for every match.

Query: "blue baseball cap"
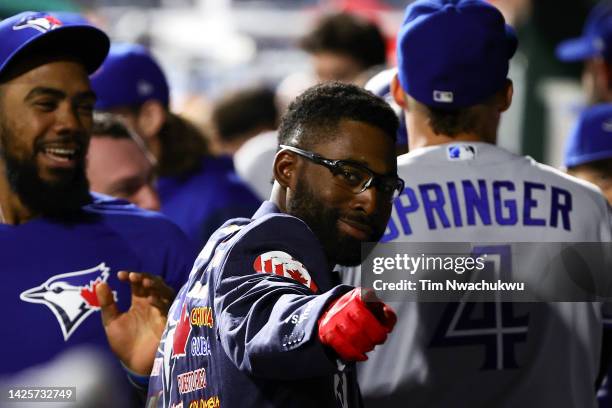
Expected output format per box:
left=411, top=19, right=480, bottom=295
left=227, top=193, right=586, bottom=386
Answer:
left=90, top=43, right=170, bottom=110
left=396, top=0, right=517, bottom=109
left=556, top=2, right=612, bottom=62
left=564, top=104, right=612, bottom=168
left=0, top=11, right=109, bottom=78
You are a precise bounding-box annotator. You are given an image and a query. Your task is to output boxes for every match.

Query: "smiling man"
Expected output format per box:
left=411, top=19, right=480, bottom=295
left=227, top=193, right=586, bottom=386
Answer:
left=99, top=82, right=401, bottom=407
left=0, top=12, right=194, bottom=403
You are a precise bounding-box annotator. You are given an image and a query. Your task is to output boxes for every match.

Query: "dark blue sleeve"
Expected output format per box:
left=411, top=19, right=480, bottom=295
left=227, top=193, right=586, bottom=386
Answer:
left=198, top=204, right=258, bottom=245
left=156, top=219, right=199, bottom=293
left=213, top=215, right=353, bottom=380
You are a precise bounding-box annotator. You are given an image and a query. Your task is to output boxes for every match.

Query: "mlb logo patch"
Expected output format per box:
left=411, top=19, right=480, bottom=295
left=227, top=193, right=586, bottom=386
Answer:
left=253, top=251, right=318, bottom=292
left=13, top=14, right=62, bottom=33
left=137, top=80, right=154, bottom=97
left=433, top=90, right=454, bottom=103
left=602, top=118, right=612, bottom=132
left=447, top=144, right=477, bottom=161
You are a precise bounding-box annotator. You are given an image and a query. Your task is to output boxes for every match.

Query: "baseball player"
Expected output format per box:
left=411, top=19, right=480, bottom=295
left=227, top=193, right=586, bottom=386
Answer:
left=89, top=43, right=262, bottom=250
left=556, top=1, right=612, bottom=104
left=563, top=104, right=612, bottom=407
left=0, top=11, right=194, bottom=402
left=98, top=82, right=401, bottom=407
left=351, top=1, right=612, bottom=407
left=300, top=12, right=387, bottom=86
left=564, top=104, right=612, bottom=205
left=87, top=113, right=160, bottom=211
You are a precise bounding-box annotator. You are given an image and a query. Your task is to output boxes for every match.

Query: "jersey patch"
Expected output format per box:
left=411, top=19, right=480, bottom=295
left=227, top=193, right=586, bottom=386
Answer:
left=447, top=144, right=477, bottom=161
left=253, top=251, right=318, bottom=292
left=433, top=90, right=454, bottom=103
left=19, top=263, right=116, bottom=340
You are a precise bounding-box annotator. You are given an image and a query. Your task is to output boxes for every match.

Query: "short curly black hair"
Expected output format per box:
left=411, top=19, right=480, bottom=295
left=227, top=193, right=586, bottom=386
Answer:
left=278, top=82, right=398, bottom=149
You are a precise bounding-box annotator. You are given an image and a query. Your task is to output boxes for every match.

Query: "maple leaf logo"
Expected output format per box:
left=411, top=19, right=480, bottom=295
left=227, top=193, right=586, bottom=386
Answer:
left=45, top=16, right=62, bottom=26
left=286, top=269, right=308, bottom=286
left=172, top=303, right=191, bottom=358
left=253, top=251, right=318, bottom=292
left=80, top=279, right=102, bottom=308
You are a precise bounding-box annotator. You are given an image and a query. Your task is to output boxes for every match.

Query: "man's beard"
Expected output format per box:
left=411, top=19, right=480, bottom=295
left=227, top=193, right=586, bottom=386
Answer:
left=287, top=175, right=384, bottom=267
left=0, top=126, right=91, bottom=220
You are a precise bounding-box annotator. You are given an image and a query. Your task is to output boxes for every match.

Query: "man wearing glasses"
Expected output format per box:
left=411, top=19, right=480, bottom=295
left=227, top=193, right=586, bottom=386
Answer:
left=98, top=82, right=402, bottom=407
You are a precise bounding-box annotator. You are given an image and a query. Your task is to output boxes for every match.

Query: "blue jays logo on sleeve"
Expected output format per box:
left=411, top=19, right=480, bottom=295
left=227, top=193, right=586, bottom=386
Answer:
left=447, top=144, right=476, bottom=161
left=13, top=13, right=63, bottom=33
left=19, top=263, right=116, bottom=340
left=253, top=251, right=319, bottom=292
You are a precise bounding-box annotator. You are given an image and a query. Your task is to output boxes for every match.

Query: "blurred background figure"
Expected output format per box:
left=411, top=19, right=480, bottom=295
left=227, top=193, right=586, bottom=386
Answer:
left=365, top=67, right=408, bottom=155
left=87, top=113, right=160, bottom=211
left=209, top=85, right=279, bottom=200
left=563, top=104, right=612, bottom=408
left=2, top=346, right=131, bottom=408
left=232, top=130, right=278, bottom=201
left=557, top=1, right=612, bottom=105
left=91, top=43, right=261, bottom=249
left=300, top=12, right=387, bottom=85
left=209, top=85, right=278, bottom=155
left=564, top=104, right=612, bottom=204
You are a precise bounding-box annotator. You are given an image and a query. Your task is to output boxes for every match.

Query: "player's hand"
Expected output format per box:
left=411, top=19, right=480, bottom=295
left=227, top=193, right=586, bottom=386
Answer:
left=318, top=287, right=396, bottom=362
left=96, top=271, right=174, bottom=375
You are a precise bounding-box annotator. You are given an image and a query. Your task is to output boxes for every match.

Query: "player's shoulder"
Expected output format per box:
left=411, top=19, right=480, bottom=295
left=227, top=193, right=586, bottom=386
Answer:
left=171, top=157, right=258, bottom=200
left=215, top=204, right=324, bottom=269
left=397, top=142, right=525, bottom=168
left=232, top=211, right=318, bottom=250
left=84, top=192, right=187, bottom=234
left=214, top=204, right=330, bottom=290
left=528, top=159, right=609, bottom=205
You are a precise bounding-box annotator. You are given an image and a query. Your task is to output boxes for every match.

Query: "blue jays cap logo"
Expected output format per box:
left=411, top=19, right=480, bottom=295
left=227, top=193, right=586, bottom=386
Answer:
left=13, top=13, right=63, bottom=33
left=19, top=263, right=116, bottom=340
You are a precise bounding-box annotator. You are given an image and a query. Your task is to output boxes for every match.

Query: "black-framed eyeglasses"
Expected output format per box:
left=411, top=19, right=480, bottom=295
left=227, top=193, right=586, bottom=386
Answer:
left=279, top=144, right=405, bottom=202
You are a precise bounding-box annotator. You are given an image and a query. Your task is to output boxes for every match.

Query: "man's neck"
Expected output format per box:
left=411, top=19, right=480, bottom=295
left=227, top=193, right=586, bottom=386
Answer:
left=409, top=132, right=488, bottom=150
left=0, top=161, right=37, bottom=224
left=406, top=112, right=495, bottom=150
left=0, top=184, right=34, bottom=225
left=269, top=182, right=287, bottom=213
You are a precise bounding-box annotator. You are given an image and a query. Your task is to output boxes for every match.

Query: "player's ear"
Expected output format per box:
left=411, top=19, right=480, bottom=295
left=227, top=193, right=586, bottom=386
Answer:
left=136, top=100, right=167, bottom=140
left=391, top=74, right=408, bottom=110
left=273, top=148, right=298, bottom=190
left=603, top=60, right=612, bottom=91
left=498, top=79, right=513, bottom=113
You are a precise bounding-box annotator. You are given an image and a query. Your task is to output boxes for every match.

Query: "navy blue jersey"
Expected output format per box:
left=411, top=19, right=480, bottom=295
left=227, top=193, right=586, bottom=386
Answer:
left=147, top=201, right=361, bottom=408
left=157, top=157, right=261, bottom=249
left=0, top=193, right=195, bottom=377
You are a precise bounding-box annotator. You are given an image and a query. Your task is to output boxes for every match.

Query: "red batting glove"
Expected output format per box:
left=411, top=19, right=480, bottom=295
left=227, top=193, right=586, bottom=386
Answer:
left=318, top=288, right=396, bottom=362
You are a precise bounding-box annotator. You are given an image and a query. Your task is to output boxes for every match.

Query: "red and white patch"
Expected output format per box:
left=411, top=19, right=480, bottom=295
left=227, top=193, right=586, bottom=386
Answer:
left=253, top=251, right=318, bottom=293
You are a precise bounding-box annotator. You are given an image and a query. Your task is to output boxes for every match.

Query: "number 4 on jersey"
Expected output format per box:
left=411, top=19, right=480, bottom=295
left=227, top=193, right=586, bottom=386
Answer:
left=430, top=245, right=529, bottom=370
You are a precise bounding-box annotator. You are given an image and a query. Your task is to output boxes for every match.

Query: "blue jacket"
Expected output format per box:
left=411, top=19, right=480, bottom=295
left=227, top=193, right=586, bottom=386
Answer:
left=147, top=201, right=362, bottom=407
